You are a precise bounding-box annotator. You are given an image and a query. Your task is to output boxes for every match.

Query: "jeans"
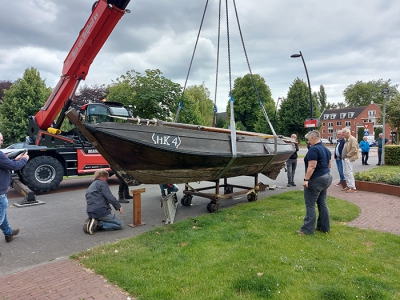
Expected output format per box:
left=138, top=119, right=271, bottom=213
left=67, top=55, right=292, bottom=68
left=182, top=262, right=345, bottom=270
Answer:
left=343, top=158, right=355, bottom=189
left=286, top=159, right=297, bottom=184
left=0, top=194, right=13, bottom=236
left=301, top=173, right=333, bottom=234
left=335, top=158, right=345, bottom=183
left=361, top=152, right=369, bottom=164
left=98, top=213, right=123, bottom=230
left=378, top=147, right=382, bottom=165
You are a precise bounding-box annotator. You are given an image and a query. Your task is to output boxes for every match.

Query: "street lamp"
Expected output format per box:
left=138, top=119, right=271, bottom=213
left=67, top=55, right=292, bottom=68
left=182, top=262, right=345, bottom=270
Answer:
left=381, top=88, right=389, bottom=165
left=291, top=51, right=313, bottom=119
left=274, top=97, right=282, bottom=127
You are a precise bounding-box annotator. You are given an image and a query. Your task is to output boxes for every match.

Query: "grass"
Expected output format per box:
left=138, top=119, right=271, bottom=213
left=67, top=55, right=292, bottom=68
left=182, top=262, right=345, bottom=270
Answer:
left=72, top=191, right=400, bottom=300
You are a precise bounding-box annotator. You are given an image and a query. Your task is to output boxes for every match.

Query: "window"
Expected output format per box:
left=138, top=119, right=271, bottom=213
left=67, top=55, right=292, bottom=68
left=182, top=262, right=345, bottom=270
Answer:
left=345, top=121, right=351, bottom=126
left=368, top=110, right=376, bottom=117
left=322, top=122, right=325, bottom=127
left=340, top=113, right=346, bottom=119
left=348, top=112, right=354, bottom=118
left=328, top=122, right=333, bottom=127
left=324, top=114, right=329, bottom=120
left=322, top=129, right=325, bottom=133
left=330, top=114, right=336, bottom=119
left=336, top=121, right=342, bottom=126
left=328, top=129, right=333, bottom=134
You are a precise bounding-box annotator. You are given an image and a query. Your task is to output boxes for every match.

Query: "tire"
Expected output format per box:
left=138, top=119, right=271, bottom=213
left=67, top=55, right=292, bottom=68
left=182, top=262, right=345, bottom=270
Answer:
left=21, top=156, right=64, bottom=192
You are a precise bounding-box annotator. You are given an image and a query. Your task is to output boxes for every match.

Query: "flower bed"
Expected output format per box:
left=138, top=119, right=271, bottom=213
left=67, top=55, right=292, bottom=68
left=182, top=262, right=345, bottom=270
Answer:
left=355, top=180, right=400, bottom=197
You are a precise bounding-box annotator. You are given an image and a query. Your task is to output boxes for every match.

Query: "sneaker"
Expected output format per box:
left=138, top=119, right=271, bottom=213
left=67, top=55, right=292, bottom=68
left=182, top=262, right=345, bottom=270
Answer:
left=291, top=182, right=296, bottom=186
left=5, top=228, right=20, bottom=243
left=88, top=219, right=98, bottom=235
left=296, top=230, right=307, bottom=236
left=335, top=181, right=342, bottom=187
left=342, top=187, right=350, bottom=191
left=83, top=218, right=90, bottom=234
left=118, top=198, right=130, bottom=203
left=346, top=188, right=357, bottom=193
left=287, top=183, right=292, bottom=187
left=365, top=163, right=369, bottom=165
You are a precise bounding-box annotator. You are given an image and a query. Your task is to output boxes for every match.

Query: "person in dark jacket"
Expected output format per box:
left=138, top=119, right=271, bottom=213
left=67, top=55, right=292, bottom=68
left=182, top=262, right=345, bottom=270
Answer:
left=334, top=130, right=345, bottom=186
left=115, top=172, right=132, bottom=204
left=286, top=134, right=299, bottom=187
left=84, top=169, right=123, bottom=235
left=0, top=133, right=29, bottom=249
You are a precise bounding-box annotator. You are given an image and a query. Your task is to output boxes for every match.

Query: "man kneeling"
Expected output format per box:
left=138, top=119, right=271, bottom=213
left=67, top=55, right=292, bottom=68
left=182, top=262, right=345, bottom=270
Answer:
left=84, top=169, right=123, bottom=234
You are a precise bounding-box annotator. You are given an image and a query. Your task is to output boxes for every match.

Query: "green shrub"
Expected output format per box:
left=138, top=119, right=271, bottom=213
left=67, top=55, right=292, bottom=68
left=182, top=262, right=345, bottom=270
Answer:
left=354, top=171, right=400, bottom=186
left=384, top=145, right=400, bottom=165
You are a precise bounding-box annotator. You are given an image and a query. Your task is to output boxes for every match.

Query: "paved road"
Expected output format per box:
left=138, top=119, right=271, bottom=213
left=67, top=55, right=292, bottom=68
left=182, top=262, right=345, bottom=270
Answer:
left=0, top=147, right=379, bottom=276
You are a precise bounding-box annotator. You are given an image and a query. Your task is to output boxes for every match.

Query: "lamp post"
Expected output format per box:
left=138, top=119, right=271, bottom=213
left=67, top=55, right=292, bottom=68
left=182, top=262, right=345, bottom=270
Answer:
left=381, top=88, right=389, bottom=165
left=274, top=97, right=282, bottom=127
left=291, top=51, right=313, bottom=120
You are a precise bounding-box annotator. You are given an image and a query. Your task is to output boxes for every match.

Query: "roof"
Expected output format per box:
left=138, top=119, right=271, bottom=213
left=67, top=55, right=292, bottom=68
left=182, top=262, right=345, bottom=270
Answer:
left=320, top=106, right=367, bottom=121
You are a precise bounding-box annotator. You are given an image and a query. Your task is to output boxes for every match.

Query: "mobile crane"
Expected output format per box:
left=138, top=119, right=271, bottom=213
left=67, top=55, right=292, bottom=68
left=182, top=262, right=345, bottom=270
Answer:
left=10, top=0, right=131, bottom=193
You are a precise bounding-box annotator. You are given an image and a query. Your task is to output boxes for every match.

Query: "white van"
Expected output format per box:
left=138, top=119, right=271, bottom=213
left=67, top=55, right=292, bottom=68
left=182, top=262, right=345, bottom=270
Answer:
left=365, top=135, right=376, bottom=146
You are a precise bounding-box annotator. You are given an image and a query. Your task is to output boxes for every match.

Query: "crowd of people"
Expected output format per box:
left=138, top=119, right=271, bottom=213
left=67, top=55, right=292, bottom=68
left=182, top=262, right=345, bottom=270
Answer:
left=295, top=129, right=392, bottom=235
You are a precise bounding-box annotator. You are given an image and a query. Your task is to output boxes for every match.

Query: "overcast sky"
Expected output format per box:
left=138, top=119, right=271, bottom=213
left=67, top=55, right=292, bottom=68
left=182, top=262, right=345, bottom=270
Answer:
left=1, top=0, right=400, bottom=112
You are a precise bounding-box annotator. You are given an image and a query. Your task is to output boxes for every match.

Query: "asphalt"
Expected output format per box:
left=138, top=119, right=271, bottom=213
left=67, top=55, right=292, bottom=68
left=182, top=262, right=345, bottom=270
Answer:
left=0, top=147, right=399, bottom=299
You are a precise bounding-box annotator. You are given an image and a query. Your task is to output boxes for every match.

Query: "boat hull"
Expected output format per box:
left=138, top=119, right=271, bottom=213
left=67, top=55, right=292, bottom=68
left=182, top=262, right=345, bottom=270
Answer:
left=83, top=122, right=295, bottom=184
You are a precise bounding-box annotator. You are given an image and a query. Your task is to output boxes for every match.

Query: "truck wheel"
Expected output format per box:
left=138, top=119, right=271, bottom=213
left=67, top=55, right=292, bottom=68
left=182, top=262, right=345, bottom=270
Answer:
left=22, top=156, right=64, bottom=192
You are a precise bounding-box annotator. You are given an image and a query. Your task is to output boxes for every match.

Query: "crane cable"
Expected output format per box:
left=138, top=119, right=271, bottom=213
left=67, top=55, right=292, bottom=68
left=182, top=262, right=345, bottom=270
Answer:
left=174, top=0, right=210, bottom=123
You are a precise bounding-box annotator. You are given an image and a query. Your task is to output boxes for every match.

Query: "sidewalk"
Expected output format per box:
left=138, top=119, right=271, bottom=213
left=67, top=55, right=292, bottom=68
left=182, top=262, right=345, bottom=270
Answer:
left=1, top=188, right=399, bottom=299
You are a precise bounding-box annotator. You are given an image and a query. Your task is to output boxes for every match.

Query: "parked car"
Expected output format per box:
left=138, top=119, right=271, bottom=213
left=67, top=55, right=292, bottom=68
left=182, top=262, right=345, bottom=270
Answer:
left=321, top=138, right=330, bottom=144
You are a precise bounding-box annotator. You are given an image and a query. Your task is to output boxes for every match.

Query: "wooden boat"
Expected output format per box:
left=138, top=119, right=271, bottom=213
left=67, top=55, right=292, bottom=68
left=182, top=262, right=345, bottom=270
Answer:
left=66, top=108, right=295, bottom=185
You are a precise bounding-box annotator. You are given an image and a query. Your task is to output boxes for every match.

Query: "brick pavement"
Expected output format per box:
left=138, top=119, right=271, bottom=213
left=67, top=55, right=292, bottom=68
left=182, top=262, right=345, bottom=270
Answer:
left=0, top=258, right=132, bottom=300
left=328, top=184, right=400, bottom=235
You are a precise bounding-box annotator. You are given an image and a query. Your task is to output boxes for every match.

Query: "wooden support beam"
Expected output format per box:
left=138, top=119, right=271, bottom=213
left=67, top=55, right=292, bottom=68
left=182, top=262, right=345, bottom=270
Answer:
left=127, top=188, right=146, bottom=228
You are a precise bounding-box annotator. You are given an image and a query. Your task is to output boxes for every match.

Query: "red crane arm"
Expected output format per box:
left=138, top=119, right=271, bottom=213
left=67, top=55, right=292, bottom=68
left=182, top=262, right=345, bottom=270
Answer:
left=35, top=0, right=130, bottom=130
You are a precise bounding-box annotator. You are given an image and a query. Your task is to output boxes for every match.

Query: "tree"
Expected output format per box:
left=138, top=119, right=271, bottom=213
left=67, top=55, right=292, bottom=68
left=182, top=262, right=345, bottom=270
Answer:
left=342, top=79, right=399, bottom=107
left=278, top=78, right=311, bottom=138
left=73, top=84, right=108, bottom=109
left=0, top=80, right=13, bottom=103
left=182, top=83, right=214, bottom=126
left=229, top=74, right=275, bottom=132
left=177, top=94, right=206, bottom=125
left=326, top=102, right=338, bottom=109
left=107, top=69, right=182, bottom=120
left=0, top=68, right=51, bottom=146
left=317, top=85, right=327, bottom=112
left=386, top=94, right=400, bottom=143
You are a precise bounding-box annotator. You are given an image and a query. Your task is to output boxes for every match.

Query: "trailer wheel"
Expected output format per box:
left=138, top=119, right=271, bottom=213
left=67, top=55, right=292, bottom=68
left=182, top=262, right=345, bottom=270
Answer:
left=181, top=195, right=193, bottom=206
left=247, top=191, right=258, bottom=202
left=22, top=156, right=64, bottom=192
left=207, top=201, right=219, bottom=213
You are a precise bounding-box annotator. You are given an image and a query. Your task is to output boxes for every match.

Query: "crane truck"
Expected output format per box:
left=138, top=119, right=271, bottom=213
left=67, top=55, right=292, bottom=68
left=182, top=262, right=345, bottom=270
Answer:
left=7, top=0, right=131, bottom=193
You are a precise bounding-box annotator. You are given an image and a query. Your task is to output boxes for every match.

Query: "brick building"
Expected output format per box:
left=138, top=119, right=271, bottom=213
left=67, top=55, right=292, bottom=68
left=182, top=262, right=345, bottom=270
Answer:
left=319, top=103, right=393, bottom=142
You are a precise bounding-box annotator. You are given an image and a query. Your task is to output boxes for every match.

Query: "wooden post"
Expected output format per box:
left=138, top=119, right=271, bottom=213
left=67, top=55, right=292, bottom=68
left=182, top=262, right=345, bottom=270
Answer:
left=127, top=188, right=146, bottom=228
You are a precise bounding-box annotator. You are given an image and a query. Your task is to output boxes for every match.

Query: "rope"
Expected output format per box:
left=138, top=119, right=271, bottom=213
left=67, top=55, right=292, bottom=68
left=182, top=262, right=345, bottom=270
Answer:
left=212, top=0, right=222, bottom=127
left=174, top=0, right=210, bottom=123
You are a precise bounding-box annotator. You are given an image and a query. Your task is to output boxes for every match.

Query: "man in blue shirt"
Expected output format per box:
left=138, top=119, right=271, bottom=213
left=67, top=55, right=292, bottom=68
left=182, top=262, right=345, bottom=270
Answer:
left=375, top=133, right=389, bottom=165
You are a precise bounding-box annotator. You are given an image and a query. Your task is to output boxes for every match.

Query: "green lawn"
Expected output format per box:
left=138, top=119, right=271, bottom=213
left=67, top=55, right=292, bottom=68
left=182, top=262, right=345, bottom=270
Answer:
left=72, top=191, right=400, bottom=300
